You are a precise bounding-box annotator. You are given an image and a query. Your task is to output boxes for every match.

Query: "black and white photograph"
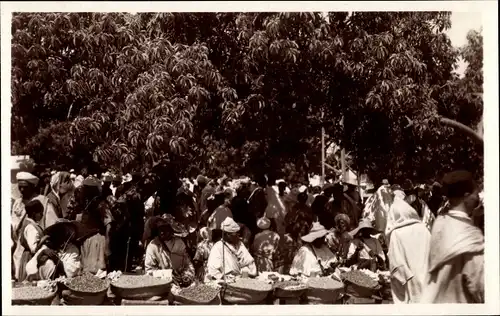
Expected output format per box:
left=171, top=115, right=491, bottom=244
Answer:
left=1, top=1, right=498, bottom=315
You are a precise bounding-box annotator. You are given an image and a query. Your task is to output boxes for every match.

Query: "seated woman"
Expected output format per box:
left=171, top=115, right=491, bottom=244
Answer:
left=206, top=217, right=257, bottom=282
left=144, top=218, right=195, bottom=288
left=252, top=217, right=282, bottom=273
left=346, top=218, right=386, bottom=271
left=290, top=222, right=339, bottom=277
left=13, top=199, right=45, bottom=282
left=326, top=214, right=353, bottom=262
left=193, top=227, right=214, bottom=282
left=26, top=221, right=82, bottom=280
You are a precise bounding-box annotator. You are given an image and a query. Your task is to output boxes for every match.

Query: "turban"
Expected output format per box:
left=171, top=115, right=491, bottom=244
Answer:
left=257, top=217, right=271, bottom=230
left=221, top=217, right=240, bottom=233
left=16, top=172, right=39, bottom=186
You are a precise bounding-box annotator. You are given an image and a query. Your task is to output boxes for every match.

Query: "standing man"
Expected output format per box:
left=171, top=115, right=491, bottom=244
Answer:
left=421, top=171, right=484, bottom=303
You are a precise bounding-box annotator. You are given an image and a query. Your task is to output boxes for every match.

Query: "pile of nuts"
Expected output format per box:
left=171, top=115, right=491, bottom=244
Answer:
left=178, top=284, right=220, bottom=303
left=112, top=274, right=171, bottom=289
left=228, top=278, right=272, bottom=292
left=66, top=273, right=109, bottom=293
left=342, top=270, right=380, bottom=289
left=12, top=286, right=53, bottom=301
left=306, top=277, right=344, bottom=290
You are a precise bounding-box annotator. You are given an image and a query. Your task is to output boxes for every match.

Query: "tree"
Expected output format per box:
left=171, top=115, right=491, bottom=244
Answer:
left=11, top=13, right=234, bottom=174
left=11, top=12, right=483, bottom=184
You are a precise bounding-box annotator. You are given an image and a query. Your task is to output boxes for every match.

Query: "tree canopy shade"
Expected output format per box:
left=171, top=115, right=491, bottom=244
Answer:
left=11, top=12, right=483, bottom=183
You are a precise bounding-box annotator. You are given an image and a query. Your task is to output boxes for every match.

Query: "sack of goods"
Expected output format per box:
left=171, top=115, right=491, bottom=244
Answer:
left=173, top=283, right=220, bottom=305
left=305, top=277, right=345, bottom=304
left=223, top=278, right=273, bottom=305
left=12, top=282, right=57, bottom=306
left=110, top=273, right=172, bottom=300
left=61, top=273, right=110, bottom=305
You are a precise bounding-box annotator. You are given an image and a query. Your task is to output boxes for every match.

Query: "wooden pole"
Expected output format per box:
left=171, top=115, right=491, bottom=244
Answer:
left=340, top=116, right=346, bottom=183
left=321, top=110, right=325, bottom=186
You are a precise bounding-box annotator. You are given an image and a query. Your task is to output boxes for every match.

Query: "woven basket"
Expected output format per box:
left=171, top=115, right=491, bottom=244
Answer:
left=305, top=286, right=344, bottom=304
left=12, top=288, right=57, bottom=306
left=174, top=293, right=220, bottom=305
left=273, top=284, right=308, bottom=299
left=344, top=281, right=381, bottom=299
left=223, top=282, right=272, bottom=305
left=60, top=282, right=110, bottom=305
left=110, top=275, right=172, bottom=300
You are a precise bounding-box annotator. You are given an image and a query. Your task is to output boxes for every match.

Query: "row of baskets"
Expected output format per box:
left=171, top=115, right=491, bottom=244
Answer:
left=12, top=274, right=392, bottom=306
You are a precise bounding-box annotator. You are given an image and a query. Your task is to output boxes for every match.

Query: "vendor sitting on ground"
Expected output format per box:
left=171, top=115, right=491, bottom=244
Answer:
left=144, top=217, right=195, bottom=288
left=252, top=217, right=282, bottom=273
left=206, top=217, right=257, bottom=282
left=26, top=220, right=82, bottom=281
left=289, top=222, right=339, bottom=277
left=346, top=218, right=386, bottom=271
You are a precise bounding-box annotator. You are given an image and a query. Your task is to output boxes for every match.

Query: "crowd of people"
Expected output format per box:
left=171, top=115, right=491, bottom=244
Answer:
left=11, top=166, right=485, bottom=304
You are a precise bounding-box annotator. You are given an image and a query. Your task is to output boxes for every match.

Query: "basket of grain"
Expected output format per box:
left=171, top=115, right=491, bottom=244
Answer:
left=61, top=273, right=110, bottom=305
left=305, top=277, right=345, bottom=304
left=273, top=281, right=308, bottom=299
left=173, top=284, right=221, bottom=305
left=110, top=273, right=172, bottom=300
left=342, top=270, right=381, bottom=298
left=223, top=278, right=273, bottom=305
left=12, top=284, right=57, bottom=305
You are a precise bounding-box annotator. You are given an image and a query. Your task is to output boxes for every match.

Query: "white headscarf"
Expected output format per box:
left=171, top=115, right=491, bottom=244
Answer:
left=385, top=197, right=421, bottom=241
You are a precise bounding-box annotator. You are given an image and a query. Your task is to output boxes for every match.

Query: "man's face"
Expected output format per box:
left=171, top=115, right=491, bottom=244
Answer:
left=464, top=190, right=481, bottom=215
left=18, top=182, right=35, bottom=199
left=337, top=219, right=348, bottom=232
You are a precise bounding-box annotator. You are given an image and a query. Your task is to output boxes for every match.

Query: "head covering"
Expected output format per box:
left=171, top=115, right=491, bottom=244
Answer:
left=385, top=198, right=421, bottom=239
left=50, top=171, right=74, bottom=197
left=221, top=217, right=240, bottom=233
left=199, top=227, right=210, bottom=241
left=83, top=176, right=100, bottom=187
left=442, top=170, right=476, bottom=199
left=393, top=189, right=406, bottom=200
left=276, top=179, right=286, bottom=184
left=298, top=185, right=308, bottom=193
left=257, top=217, right=271, bottom=230
left=382, top=179, right=390, bottom=185
left=334, top=213, right=351, bottom=227
left=69, top=169, right=75, bottom=173
left=16, top=172, right=39, bottom=186
left=301, top=222, right=329, bottom=243
left=349, top=218, right=379, bottom=237
left=51, top=170, right=57, bottom=176
left=70, top=174, right=77, bottom=180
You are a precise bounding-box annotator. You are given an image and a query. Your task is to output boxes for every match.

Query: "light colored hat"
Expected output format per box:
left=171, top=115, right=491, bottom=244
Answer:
left=301, top=222, right=329, bottom=243
left=298, top=185, right=308, bottom=193
left=51, top=170, right=57, bottom=175
left=221, top=217, right=240, bottom=233
left=257, top=217, right=271, bottom=230
left=349, top=218, right=379, bottom=237
left=69, top=169, right=75, bottom=173
left=276, top=179, right=286, bottom=184
left=16, top=172, right=39, bottom=186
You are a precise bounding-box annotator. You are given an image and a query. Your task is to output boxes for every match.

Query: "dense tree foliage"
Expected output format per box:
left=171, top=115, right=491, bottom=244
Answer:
left=11, top=12, right=483, bottom=183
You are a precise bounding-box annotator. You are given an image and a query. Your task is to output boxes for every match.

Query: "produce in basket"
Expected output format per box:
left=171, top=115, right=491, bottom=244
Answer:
left=228, top=278, right=273, bottom=292
left=177, top=284, right=220, bottom=303
left=273, top=281, right=307, bottom=291
left=65, top=273, right=110, bottom=293
left=12, top=286, right=55, bottom=301
left=342, top=270, right=380, bottom=289
left=306, top=277, right=344, bottom=290
left=112, top=274, right=171, bottom=288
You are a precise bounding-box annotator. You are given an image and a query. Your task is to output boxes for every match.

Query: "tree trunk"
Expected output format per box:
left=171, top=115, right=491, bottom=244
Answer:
left=439, top=117, right=483, bottom=145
